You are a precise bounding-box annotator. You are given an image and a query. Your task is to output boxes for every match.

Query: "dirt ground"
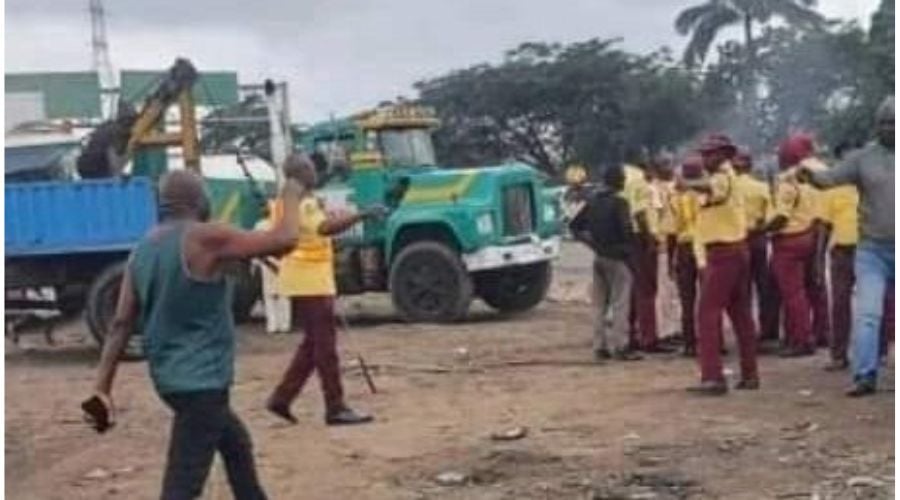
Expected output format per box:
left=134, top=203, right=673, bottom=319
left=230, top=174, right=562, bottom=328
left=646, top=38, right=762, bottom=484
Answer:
left=5, top=243, right=895, bottom=499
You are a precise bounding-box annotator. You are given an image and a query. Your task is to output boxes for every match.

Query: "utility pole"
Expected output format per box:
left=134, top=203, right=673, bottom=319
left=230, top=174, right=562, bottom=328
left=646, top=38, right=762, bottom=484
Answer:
left=89, top=0, right=116, bottom=119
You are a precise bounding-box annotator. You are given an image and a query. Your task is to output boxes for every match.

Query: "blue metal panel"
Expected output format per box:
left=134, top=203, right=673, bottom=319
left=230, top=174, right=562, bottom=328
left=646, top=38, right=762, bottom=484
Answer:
left=5, top=178, right=158, bottom=257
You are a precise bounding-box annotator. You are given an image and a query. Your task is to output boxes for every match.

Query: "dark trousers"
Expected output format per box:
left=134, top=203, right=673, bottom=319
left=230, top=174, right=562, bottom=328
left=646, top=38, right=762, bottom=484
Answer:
left=160, top=390, right=266, bottom=500
left=675, top=242, right=698, bottom=350
left=806, top=249, right=831, bottom=347
left=696, top=242, right=758, bottom=383
left=772, top=231, right=815, bottom=350
left=271, top=296, right=345, bottom=413
left=748, top=231, right=780, bottom=340
left=629, top=238, right=659, bottom=349
left=830, top=245, right=855, bottom=362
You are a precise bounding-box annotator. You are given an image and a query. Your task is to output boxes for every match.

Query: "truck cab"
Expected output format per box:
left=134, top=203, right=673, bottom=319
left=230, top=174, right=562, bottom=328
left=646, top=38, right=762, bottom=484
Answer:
left=298, top=103, right=562, bottom=322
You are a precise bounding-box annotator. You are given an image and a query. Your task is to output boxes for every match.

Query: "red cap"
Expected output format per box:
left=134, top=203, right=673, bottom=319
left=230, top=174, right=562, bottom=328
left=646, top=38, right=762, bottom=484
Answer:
left=778, top=133, right=815, bottom=170
left=698, top=133, right=737, bottom=157
left=681, top=153, right=704, bottom=179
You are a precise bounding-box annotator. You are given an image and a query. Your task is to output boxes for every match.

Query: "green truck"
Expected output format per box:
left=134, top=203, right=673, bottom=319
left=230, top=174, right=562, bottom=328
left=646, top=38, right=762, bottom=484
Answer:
left=296, top=104, right=563, bottom=322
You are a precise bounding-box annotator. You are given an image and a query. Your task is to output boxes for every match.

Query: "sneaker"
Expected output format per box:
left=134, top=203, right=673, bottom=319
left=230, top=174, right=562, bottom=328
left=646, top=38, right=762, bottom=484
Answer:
left=326, top=407, right=374, bottom=426
left=685, top=380, right=728, bottom=396
left=846, top=381, right=877, bottom=398
left=734, top=379, right=760, bottom=390
left=266, top=399, right=298, bottom=425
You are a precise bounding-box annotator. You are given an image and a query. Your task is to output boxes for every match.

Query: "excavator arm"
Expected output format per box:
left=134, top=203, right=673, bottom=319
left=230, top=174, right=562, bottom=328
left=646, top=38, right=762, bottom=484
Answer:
left=77, top=58, right=200, bottom=178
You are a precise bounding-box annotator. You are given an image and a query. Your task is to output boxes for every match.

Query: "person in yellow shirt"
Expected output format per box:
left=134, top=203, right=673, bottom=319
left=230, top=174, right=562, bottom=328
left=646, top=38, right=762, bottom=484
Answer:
left=672, top=155, right=704, bottom=357
left=267, top=154, right=386, bottom=426
left=683, top=134, right=758, bottom=396
left=767, top=135, right=819, bottom=357
left=733, top=149, right=781, bottom=343
left=622, top=151, right=668, bottom=353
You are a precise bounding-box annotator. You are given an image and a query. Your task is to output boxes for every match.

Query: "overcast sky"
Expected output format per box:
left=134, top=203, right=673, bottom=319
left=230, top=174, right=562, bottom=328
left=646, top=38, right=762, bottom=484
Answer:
left=5, top=0, right=880, bottom=121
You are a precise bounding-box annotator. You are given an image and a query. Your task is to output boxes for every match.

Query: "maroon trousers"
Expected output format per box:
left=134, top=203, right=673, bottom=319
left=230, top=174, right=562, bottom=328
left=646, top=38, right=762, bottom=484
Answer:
left=696, top=242, right=758, bottom=383
left=748, top=231, right=780, bottom=340
left=675, top=242, right=698, bottom=350
left=629, top=238, right=659, bottom=349
left=771, top=231, right=815, bottom=350
left=270, top=296, right=345, bottom=412
left=830, top=245, right=855, bottom=362
left=806, top=242, right=831, bottom=347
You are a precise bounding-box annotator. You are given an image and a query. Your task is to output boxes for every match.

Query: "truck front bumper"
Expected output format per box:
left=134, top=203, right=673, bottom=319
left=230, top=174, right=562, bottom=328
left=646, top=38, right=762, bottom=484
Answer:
left=463, top=236, right=561, bottom=272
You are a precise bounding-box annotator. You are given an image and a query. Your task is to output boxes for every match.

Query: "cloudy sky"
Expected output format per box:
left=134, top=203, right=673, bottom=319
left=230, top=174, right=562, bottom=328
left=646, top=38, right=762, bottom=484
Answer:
left=5, top=0, right=879, bottom=121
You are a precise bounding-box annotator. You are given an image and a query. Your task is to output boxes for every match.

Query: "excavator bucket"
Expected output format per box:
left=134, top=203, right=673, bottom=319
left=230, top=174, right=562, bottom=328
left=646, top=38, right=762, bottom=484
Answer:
left=76, top=58, right=198, bottom=179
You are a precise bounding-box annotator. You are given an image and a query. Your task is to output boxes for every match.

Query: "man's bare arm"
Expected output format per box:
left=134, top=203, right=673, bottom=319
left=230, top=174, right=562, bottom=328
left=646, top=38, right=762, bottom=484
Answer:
left=91, top=265, right=138, bottom=415
left=198, top=181, right=303, bottom=262
left=319, top=205, right=386, bottom=236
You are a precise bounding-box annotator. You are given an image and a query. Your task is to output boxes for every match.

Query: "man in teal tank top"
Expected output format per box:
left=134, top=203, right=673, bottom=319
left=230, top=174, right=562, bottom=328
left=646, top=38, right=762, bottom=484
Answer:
left=86, top=168, right=302, bottom=500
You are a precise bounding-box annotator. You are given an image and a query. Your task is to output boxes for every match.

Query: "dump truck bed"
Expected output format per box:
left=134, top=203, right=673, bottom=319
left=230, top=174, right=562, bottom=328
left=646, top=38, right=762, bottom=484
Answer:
left=5, top=178, right=157, bottom=258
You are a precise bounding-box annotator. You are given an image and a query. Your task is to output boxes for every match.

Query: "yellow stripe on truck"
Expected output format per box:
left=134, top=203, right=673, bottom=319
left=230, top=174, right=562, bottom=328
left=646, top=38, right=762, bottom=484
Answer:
left=403, top=173, right=476, bottom=204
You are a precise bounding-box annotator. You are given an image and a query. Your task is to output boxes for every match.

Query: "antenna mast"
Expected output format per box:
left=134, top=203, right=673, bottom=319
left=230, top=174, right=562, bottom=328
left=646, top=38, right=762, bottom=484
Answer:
left=89, top=0, right=116, bottom=118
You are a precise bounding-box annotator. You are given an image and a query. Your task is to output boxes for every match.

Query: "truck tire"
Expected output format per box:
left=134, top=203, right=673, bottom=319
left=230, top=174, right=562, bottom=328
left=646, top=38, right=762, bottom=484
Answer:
left=389, top=241, right=473, bottom=323
left=475, top=262, right=552, bottom=313
left=86, top=261, right=144, bottom=360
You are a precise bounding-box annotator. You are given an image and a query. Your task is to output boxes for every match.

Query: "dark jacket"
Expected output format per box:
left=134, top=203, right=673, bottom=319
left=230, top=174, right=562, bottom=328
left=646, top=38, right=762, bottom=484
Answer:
left=568, top=188, right=635, bottom=261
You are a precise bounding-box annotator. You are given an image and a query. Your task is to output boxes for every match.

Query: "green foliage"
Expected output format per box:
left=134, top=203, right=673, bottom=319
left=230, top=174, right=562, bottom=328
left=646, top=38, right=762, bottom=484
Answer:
left=415, top=40, right=716, bottom=175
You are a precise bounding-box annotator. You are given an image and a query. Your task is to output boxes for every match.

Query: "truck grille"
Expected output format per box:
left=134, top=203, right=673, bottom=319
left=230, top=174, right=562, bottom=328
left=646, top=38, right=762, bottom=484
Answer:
left=502, top=184, right=535, bottom=237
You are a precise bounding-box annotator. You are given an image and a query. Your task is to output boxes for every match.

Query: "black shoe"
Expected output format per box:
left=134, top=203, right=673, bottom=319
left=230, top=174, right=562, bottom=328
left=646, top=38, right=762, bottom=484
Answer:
left=823, top=359, right=849, bottom=372
left=846, top=381, right=877, bottom=397
left=612, top=349, right=644, bottom=361
left=266, top=400, right=298, bottom=425
left=642, top=344, right=676, bottom=354
left=326, top=407, right=374, bottom=426
left=686, top=381, right=728, bottom=396
left=778, top=346, right=815, bottom=358
left=593, top=349, right=612, bottom=362
left=682, top=344, right=696, bottom=357
left=734, top=379, right=760, bottom=390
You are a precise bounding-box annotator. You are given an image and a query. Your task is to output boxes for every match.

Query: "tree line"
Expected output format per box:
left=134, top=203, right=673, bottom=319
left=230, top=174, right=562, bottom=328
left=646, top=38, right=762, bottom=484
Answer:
left=415, top=0, right=894, bottom=175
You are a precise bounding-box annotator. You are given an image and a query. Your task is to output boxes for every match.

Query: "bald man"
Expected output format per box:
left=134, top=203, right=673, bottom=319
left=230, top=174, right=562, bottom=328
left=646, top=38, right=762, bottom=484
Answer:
left=86, top=169, right=302, bottom=500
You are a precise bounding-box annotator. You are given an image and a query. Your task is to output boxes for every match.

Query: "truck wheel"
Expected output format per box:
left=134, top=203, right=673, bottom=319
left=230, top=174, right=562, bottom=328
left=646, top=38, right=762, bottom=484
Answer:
left=231, top=262, right=261, bottom=324
left=86, top=261, right=144, bottom=360
left=475, top=262, right=552, bottom=313
left=389, top=241, right=473, bottom=322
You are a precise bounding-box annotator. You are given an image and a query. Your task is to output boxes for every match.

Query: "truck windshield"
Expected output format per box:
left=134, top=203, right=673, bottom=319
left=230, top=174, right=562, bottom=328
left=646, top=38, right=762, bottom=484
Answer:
left=378, top=129, right=436, bottom=167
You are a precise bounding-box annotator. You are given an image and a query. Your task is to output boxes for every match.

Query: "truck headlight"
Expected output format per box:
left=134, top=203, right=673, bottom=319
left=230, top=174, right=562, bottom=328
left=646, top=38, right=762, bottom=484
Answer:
left=476, top=213, right=494, bottom=235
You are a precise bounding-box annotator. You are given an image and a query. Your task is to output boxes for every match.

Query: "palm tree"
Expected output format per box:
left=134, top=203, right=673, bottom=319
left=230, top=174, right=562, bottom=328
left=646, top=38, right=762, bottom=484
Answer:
left=675, top=0, right=825, bottom=68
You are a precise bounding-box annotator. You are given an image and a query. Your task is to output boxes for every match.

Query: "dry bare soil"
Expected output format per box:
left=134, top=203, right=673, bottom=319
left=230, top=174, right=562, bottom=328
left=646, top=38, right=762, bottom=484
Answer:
left=5, top=244, right=894, bottom=499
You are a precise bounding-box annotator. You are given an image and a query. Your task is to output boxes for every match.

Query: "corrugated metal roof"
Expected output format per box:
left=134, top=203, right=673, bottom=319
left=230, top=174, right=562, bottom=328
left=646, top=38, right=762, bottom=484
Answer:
left=5, top=72, right=102, bottom=119
left=120, top=70, right=239, bottom=107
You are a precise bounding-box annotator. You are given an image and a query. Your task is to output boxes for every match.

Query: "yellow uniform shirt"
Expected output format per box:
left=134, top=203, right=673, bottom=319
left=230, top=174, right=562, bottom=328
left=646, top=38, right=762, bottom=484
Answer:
left=655, top=180, right=678, bottom=240
left=826, top=185, right=860, bottom=246
left=623, top=164, right=657, bottom=236
left=735, top=173, right=771, bottom=232
left=773, top=167, right=816, bottom=235
left=694, top=162, right=747, bottom=246
left=673, top=190, right=707, bottom=268
left=273, top=196, right=337, bottom=297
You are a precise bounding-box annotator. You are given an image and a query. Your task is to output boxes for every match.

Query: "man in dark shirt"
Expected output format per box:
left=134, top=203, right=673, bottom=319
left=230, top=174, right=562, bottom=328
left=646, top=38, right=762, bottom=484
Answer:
left=570, top=166, right=642, bottom=362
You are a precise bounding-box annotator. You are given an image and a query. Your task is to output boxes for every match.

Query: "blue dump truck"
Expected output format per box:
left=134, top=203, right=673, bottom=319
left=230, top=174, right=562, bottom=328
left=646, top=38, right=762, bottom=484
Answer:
left=6, top=175, right=157, bottom=350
